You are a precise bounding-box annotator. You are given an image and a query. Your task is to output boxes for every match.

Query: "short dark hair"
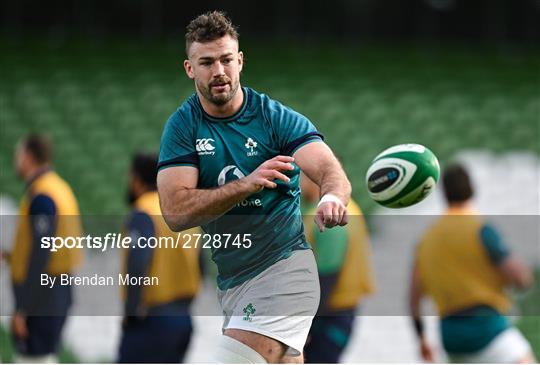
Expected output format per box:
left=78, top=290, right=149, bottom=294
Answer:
left=21, top=134, right=52, bottom=164
left=442, top=163, right=474, bottom=203
left=185, top=10, right=239, bottom=56
left=131, top=152, right=158, bottom=190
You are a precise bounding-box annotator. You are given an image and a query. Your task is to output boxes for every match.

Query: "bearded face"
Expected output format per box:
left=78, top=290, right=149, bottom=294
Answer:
left=185, top=35, right=244, bottom=108
left=196, top=73, right=240, bottom=106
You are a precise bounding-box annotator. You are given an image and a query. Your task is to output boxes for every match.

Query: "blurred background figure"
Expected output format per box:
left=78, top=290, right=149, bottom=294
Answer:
left=301, top=172, right=376, bottom=363
left=409, top=164, right=536, bottom=363
left=118, top=152, right=201, bottom=363
left=7, top=134, right=83, bottom=363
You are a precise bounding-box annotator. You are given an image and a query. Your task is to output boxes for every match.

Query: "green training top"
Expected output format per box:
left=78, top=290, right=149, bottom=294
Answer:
left=159, top=87, right=323, bottom=289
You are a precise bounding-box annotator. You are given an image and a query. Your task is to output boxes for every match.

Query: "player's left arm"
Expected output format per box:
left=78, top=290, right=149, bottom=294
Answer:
left=480, top=224, right=534, bottom=289
left=294, top=141, right=351, bottom=231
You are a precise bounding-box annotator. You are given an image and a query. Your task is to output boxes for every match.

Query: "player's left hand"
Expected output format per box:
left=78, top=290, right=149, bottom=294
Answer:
left=314, top=197, right=348, bottom=232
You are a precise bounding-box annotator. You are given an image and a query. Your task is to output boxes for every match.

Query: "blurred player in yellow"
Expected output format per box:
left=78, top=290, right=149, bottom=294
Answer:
left=301, top=173, right=375, bottom=363
left=118, top=152, right=201, bottom=363
left=8, top=134, right=83, bottom=362
left=409, top=163, right=536, bottom=363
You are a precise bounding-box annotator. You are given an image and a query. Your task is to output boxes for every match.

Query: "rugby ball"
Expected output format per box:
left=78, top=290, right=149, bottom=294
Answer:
left=366, top=144, right=440, bottom=208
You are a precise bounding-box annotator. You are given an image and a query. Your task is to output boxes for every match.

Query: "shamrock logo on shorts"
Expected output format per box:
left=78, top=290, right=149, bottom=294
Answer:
left=243, top=303, right=256, bottom=322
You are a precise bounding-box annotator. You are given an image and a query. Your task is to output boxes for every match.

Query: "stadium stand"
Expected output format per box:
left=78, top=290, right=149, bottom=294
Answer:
left=1, top=43, right=537, bottom=215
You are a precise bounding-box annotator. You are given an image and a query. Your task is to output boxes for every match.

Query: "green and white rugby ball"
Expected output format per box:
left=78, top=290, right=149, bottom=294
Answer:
left=366, top=144, right=440, bottom=208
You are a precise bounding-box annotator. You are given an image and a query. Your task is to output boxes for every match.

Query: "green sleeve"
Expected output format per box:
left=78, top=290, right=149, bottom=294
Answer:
left=158, top=110, right=199, bottom=170
left=261, top=94, right=323, bottom=155
left=313, top=225, right=348, bottom=275
left=480, top=224, right=510, bottom=264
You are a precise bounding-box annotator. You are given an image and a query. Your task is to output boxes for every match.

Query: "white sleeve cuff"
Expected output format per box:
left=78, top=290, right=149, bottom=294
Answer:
left=317, top=194, right=345, bottom=207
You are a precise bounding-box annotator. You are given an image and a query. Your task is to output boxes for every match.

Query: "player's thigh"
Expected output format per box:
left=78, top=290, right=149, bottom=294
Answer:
left=24, top=315, right=66, bottom=355
left=220, top=250, right=320, bottom=357
left=448, top=327, right=534, bottom=363
left=224, top=328, right=286, bottom=363
left=118, top=317, right=192, bottom=363
left=304, top=314, right=355, bottom=363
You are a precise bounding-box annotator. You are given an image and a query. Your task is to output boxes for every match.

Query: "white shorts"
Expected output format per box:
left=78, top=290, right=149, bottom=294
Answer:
left=217, top=249, right=320, bottom=356
left=448, top=327, right=532, bottom=363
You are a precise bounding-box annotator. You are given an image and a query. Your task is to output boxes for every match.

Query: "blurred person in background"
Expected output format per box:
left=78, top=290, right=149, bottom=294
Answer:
left=409, top=164, right=536, bottom=363
left=301, top=173, right=376, bottom=363
left=118, top=152, right=201, bottom=363
left=8, top=133, right=83, bottom=363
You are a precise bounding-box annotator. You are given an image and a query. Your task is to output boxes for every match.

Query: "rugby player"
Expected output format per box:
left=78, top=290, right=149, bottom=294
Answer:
left=9, top=134, right=83, bottom=362
left=157, top=11, right=351, bottom=363
left=409, top=164, right=536, bottom=363
left=301, top=173, right=375, bottom=363
left=118, top=152, right=201, bottom=363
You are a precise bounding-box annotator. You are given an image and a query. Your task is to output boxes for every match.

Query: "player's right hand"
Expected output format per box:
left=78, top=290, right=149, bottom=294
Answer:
left=11, top=312, right=28, bottom=339
left=0, top=250, right=10, bottom=264
left=243, top=155, right=295, bottom=193
left=419, top=338, right=435, bottom=362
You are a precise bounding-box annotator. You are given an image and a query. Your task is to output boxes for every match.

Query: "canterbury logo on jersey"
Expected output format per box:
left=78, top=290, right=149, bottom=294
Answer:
left=196, top=138, right=216, bottom=156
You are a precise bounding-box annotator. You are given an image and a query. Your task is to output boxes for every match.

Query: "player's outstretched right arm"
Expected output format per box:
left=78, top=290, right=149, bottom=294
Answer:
left=157, top=156, right=295, bottom=231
